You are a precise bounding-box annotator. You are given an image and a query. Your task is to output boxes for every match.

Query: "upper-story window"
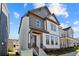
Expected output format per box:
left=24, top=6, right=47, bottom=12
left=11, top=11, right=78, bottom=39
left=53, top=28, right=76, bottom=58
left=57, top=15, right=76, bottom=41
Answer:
left=35, top=20, right=41, bottom=28
left=51, top=23, right=56, bottom=32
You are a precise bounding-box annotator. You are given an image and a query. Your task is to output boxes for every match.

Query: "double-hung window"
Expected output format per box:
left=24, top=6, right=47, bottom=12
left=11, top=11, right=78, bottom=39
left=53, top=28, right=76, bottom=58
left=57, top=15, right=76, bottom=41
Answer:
left=51, top=23, right=56, bottom=32
left=51, top=36, right=54, bottom=45
left=35, top=20, right=41, bottom=28
left=54, top=36, right=58, bottom=45
left=46, top=35, right=49, bottom=44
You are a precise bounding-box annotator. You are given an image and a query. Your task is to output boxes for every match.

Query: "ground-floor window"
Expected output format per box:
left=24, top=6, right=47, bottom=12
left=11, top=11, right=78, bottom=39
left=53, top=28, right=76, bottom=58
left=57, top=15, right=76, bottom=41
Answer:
left=51, top=36, right=54, bottom=45
left=46, top=35, right=49, bottom=44
left=54, top=36, right=58, bottom=45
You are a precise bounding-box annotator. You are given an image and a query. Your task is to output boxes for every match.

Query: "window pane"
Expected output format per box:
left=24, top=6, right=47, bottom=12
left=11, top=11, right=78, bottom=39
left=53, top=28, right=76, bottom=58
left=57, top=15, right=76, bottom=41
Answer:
left=55, top=36, right=58, bottom=45
left=35, top=20, right=41, bottom=28
left=46, top=35, right=49, bottom=44
left=51, top=23, right=56, bottom=32
left=51, top=36, right=54, bottom=45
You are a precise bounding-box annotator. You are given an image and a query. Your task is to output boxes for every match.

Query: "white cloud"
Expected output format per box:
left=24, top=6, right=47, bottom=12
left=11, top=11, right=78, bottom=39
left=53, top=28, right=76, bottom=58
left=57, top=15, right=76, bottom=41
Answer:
left=14, top=12, right=20, bottom=18
left=33, top=3, right=45, bottom=9
left=48, top=3, right=69, bottom=18
left=60, top=23, right=69, bottom=29
left=33, top=3, right=69, bottom=18
left=74, top=32, right=79, bottom=38
left=24, top=3, right=28, bottom=8
left=74, top=20, right=79, bottom=25
left=73, top=26, right=79, bottom=32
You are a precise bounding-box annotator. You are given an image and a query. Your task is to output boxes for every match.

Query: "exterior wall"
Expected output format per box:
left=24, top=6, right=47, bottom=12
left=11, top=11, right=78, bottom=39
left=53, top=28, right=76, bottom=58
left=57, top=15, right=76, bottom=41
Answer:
left=13, top=40, right=20, bottom=52
left=67, top=28, right=73, bottom=38
left=67, top=38, right=74, bottom=47
left=74, top=39, right=79, bottom=46
left=42, top=33, right=60, bottom=49
left=19, top=16, right=30, bottom=50
left=8, top=39, right=20, bottom=53
left=0, top=3, right=1, bottom=15
left=59, top=26, right=63, bottom=38
left=41, top=17, right=60, bottom=49
left=29, top=14, right=44, bottom=30
left=31, top=7, right=50, bottom=18
left=60, top=38, right=68, bottom=48
left=8, top=40, right=14, bottom=51
left=0, top=3, right=9, bottom=55
left=2, top=4, right=10, bottom=33
left=47, top=15, right=57, bottom=23
left=60, top=27, right=74, bottom=48
left=46, top=20, right=59, bottom=35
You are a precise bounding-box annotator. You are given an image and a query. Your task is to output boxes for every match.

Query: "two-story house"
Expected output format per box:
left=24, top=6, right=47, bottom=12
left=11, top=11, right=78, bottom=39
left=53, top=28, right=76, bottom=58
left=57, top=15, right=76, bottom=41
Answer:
left=60, top=27, right=74, bottom=48
left=0, top=3, right=9, bottom=56
left=18, top=6, right=60, bottom=56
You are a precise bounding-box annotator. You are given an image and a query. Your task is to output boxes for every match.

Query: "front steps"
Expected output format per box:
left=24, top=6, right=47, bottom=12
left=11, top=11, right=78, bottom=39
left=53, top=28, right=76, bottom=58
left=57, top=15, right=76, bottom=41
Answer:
left=39, top=48, right=47, bottom=56
left=21, top=48, right=47, bottom=56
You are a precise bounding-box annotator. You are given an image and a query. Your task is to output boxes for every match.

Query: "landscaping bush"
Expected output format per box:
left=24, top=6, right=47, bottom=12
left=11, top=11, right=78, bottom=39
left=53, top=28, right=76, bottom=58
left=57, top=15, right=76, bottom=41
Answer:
left=44, top=47, right=77, bottom=56
left=8, top=52, right=16, bottom=56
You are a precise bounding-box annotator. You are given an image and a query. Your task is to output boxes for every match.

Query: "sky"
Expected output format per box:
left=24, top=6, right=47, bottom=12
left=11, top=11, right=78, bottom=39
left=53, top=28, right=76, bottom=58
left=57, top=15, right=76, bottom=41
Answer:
left=6, top=3, right=79, bottom=39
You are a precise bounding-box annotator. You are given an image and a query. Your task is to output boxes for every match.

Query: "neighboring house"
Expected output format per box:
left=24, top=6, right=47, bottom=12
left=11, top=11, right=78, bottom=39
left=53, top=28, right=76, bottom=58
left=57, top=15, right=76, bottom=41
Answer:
left=8, top=39, right=20, bottom=54
left=18, top=6, right=60, bottom=56
left=0, top=3, right=9, bottom=55
left=74, top=38, right=79, bottom=46
left=60, top=27, right=74, bottom=48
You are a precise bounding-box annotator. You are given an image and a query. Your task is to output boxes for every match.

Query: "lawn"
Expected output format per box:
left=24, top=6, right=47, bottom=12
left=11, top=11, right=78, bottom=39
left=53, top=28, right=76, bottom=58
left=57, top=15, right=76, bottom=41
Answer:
left=44, top=46, right=79, bottom=56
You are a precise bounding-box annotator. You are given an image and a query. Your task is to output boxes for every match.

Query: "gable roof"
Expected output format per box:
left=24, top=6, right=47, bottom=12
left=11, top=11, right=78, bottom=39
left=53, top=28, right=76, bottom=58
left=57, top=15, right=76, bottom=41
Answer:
left=30, top=6, right=51, bottom=15
left=63, top=26, right=71, bottom=31
left=46, top=13, right=60, bottom=25
left=52, top=13, right=60, bottom=25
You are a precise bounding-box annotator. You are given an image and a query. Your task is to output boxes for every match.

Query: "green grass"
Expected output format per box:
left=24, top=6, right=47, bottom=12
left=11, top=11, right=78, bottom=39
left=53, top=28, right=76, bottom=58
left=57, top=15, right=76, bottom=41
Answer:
left=44, top=46, right=79, bottom=56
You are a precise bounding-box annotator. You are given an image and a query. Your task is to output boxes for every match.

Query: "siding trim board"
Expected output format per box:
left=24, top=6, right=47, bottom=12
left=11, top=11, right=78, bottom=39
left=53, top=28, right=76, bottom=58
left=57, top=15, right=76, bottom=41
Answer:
left=30, top=27, right=49, bottom=34
left=27, top=11, right=45, bottom=20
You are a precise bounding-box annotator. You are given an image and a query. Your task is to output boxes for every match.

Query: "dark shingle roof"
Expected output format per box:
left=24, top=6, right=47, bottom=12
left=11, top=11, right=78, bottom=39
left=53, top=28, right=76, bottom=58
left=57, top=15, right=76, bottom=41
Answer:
left=63, top=27, right=71, bottom=31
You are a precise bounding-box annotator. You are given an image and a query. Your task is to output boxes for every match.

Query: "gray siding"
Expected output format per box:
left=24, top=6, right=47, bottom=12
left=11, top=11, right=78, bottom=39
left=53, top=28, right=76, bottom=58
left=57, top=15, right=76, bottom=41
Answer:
left=0, top=12, right=8, bottom=55
left=0, top=4, right=9, bottom=56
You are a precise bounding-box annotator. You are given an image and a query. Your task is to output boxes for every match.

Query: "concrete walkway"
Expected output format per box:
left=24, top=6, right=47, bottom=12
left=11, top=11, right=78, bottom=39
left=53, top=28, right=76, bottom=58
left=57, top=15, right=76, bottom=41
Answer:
left=59, top=52, right=77, bottom=56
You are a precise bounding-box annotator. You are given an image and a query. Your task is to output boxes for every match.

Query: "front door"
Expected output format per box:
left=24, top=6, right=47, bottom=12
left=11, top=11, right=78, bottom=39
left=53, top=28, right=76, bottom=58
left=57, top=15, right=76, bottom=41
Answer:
left=32, top=35, right=37, bottom=47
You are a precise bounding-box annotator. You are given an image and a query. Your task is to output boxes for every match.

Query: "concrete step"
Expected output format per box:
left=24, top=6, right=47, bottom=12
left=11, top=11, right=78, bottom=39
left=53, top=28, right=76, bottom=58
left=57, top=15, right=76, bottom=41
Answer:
left=39, top=48, right=47, bottom=56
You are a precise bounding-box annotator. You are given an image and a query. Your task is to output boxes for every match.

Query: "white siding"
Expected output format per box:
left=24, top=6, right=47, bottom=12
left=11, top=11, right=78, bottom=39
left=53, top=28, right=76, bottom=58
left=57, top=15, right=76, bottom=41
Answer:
left=47, top=20, right=59, bottom=35
left=42, top=19, right=60, bottom=49
left=42, top=33, right=60, bottom=49
left=19, top=16, right=30, bottom=50
left=68, top=28, right=73, bottom=38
